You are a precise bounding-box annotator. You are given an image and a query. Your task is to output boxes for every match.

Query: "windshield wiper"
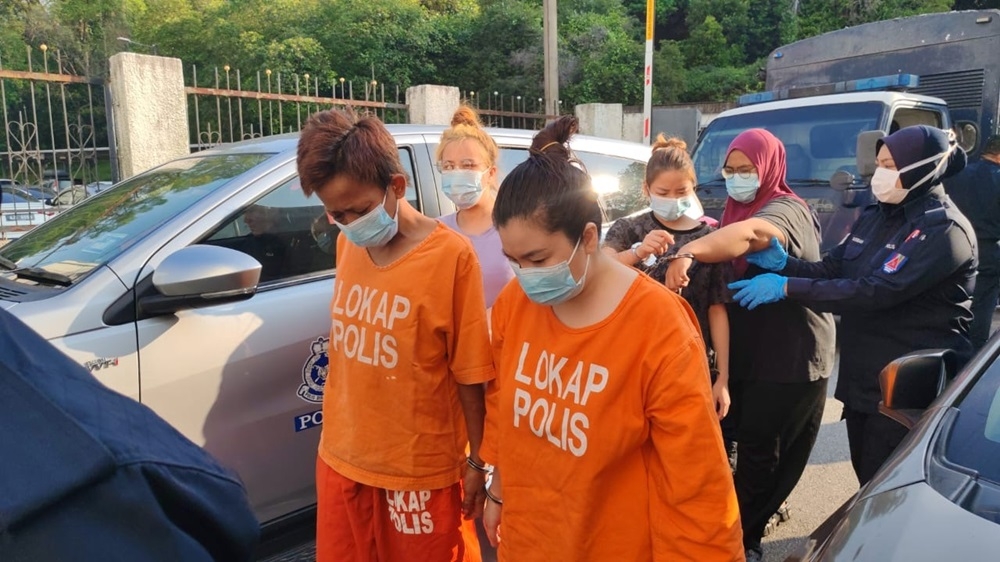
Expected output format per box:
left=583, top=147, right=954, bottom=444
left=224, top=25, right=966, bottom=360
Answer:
left=0, top=255, right=15, bottom=270
left=13, top=267, right=73, bottom=287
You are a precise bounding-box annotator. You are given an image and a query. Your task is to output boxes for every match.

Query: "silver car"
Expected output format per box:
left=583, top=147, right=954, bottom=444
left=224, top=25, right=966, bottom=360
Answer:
left=790, top=339, right=1000, bottom=561
left=0, top=126, right=650, bottom=541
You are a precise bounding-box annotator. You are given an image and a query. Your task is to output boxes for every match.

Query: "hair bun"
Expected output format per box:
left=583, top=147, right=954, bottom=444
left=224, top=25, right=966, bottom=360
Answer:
left=451, top=105, right=483, bottom=128
left=651, top=133, right=687, bottom=153
left=530, top=115, right=578, bottom=155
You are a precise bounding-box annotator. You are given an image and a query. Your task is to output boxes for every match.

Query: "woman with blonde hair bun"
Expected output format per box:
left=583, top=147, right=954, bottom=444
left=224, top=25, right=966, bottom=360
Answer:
left=436, top=105, right=514, bottom=309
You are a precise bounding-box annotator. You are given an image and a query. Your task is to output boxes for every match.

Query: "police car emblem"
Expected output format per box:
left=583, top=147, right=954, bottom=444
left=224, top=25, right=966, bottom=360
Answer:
left=298, top=337, right=329, bottom=403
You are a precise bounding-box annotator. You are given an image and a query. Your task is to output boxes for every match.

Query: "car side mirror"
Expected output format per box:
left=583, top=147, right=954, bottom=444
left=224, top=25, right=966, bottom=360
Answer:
left=139, top=245, right=261, bottom=316
left=879, top=349, right=957, bottom=429
left=856, top=131, right=885, bottom=178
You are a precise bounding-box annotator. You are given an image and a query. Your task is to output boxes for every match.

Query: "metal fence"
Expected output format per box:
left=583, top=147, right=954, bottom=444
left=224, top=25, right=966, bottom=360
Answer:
left=185, top=66, right=410, bottom=150
left=0, top=45, right=118, bottom=194
left=461, top=89, right=561, bottom=130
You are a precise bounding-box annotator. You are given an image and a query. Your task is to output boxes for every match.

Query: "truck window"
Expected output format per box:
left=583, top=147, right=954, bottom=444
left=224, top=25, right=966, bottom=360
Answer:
left=892, top=107, right=943, bottom=129
left=692, top=102, right=883, bottom=184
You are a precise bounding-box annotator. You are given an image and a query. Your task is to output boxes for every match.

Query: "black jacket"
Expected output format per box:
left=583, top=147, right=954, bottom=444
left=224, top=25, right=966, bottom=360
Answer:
left=0, top=309, right=260, bottom=561
left=784, top=185, right=976, bottom=413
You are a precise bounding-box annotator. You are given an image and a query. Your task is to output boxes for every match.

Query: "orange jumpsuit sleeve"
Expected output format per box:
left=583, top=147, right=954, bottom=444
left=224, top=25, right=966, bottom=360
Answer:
left=447, top=248, right=495, bottom=385
left=480, top=284, right=512, bottom=466
left=645, top=335, right=744, bottom=561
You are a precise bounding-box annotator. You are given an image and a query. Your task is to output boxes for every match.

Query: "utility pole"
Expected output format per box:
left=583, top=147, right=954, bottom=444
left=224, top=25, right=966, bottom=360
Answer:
left=642, top=0, right=654, bottom=144
left=543, top=0, right=559, bottom=117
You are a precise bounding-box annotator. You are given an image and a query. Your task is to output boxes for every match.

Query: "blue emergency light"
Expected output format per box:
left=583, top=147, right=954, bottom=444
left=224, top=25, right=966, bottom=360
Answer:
left=738, top=74, right=921, bottom=106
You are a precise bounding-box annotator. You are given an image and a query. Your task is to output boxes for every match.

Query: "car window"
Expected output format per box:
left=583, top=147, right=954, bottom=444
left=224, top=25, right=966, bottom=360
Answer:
left=200, top=147, right=421, bottom=284
left=0, top=153, right=274, bottom=280
left=2, top=192, right=34, bottom=205
left=944, top=354, right=1000, bottom=485
left=497, top=147, right=647, bottom=224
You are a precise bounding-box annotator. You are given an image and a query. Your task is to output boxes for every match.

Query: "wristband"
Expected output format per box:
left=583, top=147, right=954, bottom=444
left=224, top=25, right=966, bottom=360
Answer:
left=484, top=484, right=503, bottom=505
left=466, top=457, right=491, bottom=474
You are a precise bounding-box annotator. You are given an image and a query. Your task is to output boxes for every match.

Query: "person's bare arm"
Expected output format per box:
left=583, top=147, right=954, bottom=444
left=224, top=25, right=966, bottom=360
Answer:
left=666, top=218, right=785, bottom=289
left=458, top=383, right=487, bottom=520
left=707, top=304, right=730, bottom=420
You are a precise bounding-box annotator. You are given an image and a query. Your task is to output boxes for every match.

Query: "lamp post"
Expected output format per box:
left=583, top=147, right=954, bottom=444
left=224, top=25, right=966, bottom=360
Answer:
left=642, top=0, right=654, bottom=144
left=543, top=0, right=559, bottom=117
left=117, top=37, right=158, bottom=55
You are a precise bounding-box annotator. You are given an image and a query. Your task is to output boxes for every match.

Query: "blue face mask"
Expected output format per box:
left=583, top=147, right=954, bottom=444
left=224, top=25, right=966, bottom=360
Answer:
left=441, top=170, right=485, bottom=210
left=725, top=173, right=760, bottom=203
left=334, top=191, right=399, bottom=248
left=511, top=239, right=590, bottom=305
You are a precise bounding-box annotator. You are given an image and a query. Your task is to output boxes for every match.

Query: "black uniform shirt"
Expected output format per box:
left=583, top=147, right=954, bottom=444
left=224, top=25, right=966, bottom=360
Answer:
left=784, top=184, right=977, bottom=413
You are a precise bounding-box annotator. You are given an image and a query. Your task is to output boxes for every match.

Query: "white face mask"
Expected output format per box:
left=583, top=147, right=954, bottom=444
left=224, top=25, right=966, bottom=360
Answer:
left=871, top=146, right=955, bottom=205
left=650, top=194, right=703, bottom=222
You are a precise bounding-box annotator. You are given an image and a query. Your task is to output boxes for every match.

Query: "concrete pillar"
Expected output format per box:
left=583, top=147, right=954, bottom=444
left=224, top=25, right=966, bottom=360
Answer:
left=109, top=53, right=189, bottom=179
left=621, top=112, right=645, bottom=144
left=406, top=85, right=461, bottom=126
left=575, top=103, right=624, bottom=140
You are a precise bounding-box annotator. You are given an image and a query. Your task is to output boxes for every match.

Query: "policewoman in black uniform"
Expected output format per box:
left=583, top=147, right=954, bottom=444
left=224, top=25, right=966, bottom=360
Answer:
left=729, top=125, right=977, bottom=486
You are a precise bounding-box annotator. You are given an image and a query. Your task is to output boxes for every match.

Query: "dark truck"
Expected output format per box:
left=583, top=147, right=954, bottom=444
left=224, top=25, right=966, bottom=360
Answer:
left=691, top=9, right=1000, bottom=252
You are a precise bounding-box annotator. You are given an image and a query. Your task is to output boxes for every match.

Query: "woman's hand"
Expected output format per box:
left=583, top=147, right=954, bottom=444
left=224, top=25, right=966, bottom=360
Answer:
left=666, top=256, right=694, bottom=290
left=462, top=465, right=487, bottom=520
left=636, top=230, right=675, bottom=261
left=483, top=494, right=502, bottom=547
left=712, top=378, right=731, bottom=420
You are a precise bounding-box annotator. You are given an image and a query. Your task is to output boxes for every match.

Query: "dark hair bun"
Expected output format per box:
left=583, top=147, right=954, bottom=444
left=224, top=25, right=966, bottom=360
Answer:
left=530, top=115, right=578, bottom=157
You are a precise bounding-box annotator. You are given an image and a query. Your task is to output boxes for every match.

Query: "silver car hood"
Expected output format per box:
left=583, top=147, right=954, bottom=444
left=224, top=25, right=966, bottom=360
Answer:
left=812, top=481, right=1000, bottom=560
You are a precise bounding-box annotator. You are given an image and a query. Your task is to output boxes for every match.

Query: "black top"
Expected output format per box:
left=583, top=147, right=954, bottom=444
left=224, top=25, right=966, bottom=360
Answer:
left=0, top=309, right=260, bottom=561
left=729, top=198, right=836, bottom=384
left=604, top=211, right=733, bottom=352
left=784, top=185, right=976, bottom=413
left=944, top=158, right=1000, bottom=242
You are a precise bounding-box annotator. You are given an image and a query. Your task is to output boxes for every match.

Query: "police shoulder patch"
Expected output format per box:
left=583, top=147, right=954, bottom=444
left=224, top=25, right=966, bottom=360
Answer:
left=882, top=252, right=908, bottom=274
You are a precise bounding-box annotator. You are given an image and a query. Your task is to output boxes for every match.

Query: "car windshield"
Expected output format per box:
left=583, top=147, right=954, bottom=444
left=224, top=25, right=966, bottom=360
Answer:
left=943, top=350, right=1000, bottom=485
left=691, top=102, right=883, bottom=184
left=0, top=153, right=272, bottom=281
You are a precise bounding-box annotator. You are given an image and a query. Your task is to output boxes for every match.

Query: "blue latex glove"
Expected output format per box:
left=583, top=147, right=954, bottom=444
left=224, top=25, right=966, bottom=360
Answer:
left=728, top=273, right=788, bottom=310
left=746, top=237, right=788, bottom=271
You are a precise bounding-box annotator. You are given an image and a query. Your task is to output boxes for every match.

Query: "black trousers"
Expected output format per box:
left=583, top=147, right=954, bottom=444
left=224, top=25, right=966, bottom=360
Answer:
left=730, top=377, right=827, bottom=551
left=844, top=408, right=910, bottom=486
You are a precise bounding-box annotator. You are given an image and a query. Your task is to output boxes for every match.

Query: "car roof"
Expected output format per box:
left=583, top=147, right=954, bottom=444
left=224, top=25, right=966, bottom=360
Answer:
left=194, top=124, right=651, bottom=161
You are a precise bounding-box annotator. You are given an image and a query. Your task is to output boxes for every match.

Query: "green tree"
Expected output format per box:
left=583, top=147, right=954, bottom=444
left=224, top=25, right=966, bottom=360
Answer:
left=683, top=15, right=738, bottom=66
left=652, top=40, right=686, bottom=104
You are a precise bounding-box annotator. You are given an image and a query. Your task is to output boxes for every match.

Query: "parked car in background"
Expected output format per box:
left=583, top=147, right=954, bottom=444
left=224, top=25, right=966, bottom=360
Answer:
left=0, top=126, right=650, bottom=552
left=789, top=337, right=1000, bottom=561
left=1, top=190, right=56, bottom=239
left=86, top=181, right=113, bottom=196
left=44, top=185, right=88, bottom=209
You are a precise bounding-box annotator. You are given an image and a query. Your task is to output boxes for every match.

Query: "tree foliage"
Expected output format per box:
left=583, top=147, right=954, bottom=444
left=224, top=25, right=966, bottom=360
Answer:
left=0, top=0, right=984, bottom=106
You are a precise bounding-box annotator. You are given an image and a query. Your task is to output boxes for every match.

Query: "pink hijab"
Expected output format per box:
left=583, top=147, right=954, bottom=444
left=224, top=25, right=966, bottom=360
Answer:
left=720, top=129, right=808, bottom=275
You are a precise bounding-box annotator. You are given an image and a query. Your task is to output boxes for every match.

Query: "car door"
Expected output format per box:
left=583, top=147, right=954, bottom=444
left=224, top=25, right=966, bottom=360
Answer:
left=133, top=140, right=430, bottom=524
